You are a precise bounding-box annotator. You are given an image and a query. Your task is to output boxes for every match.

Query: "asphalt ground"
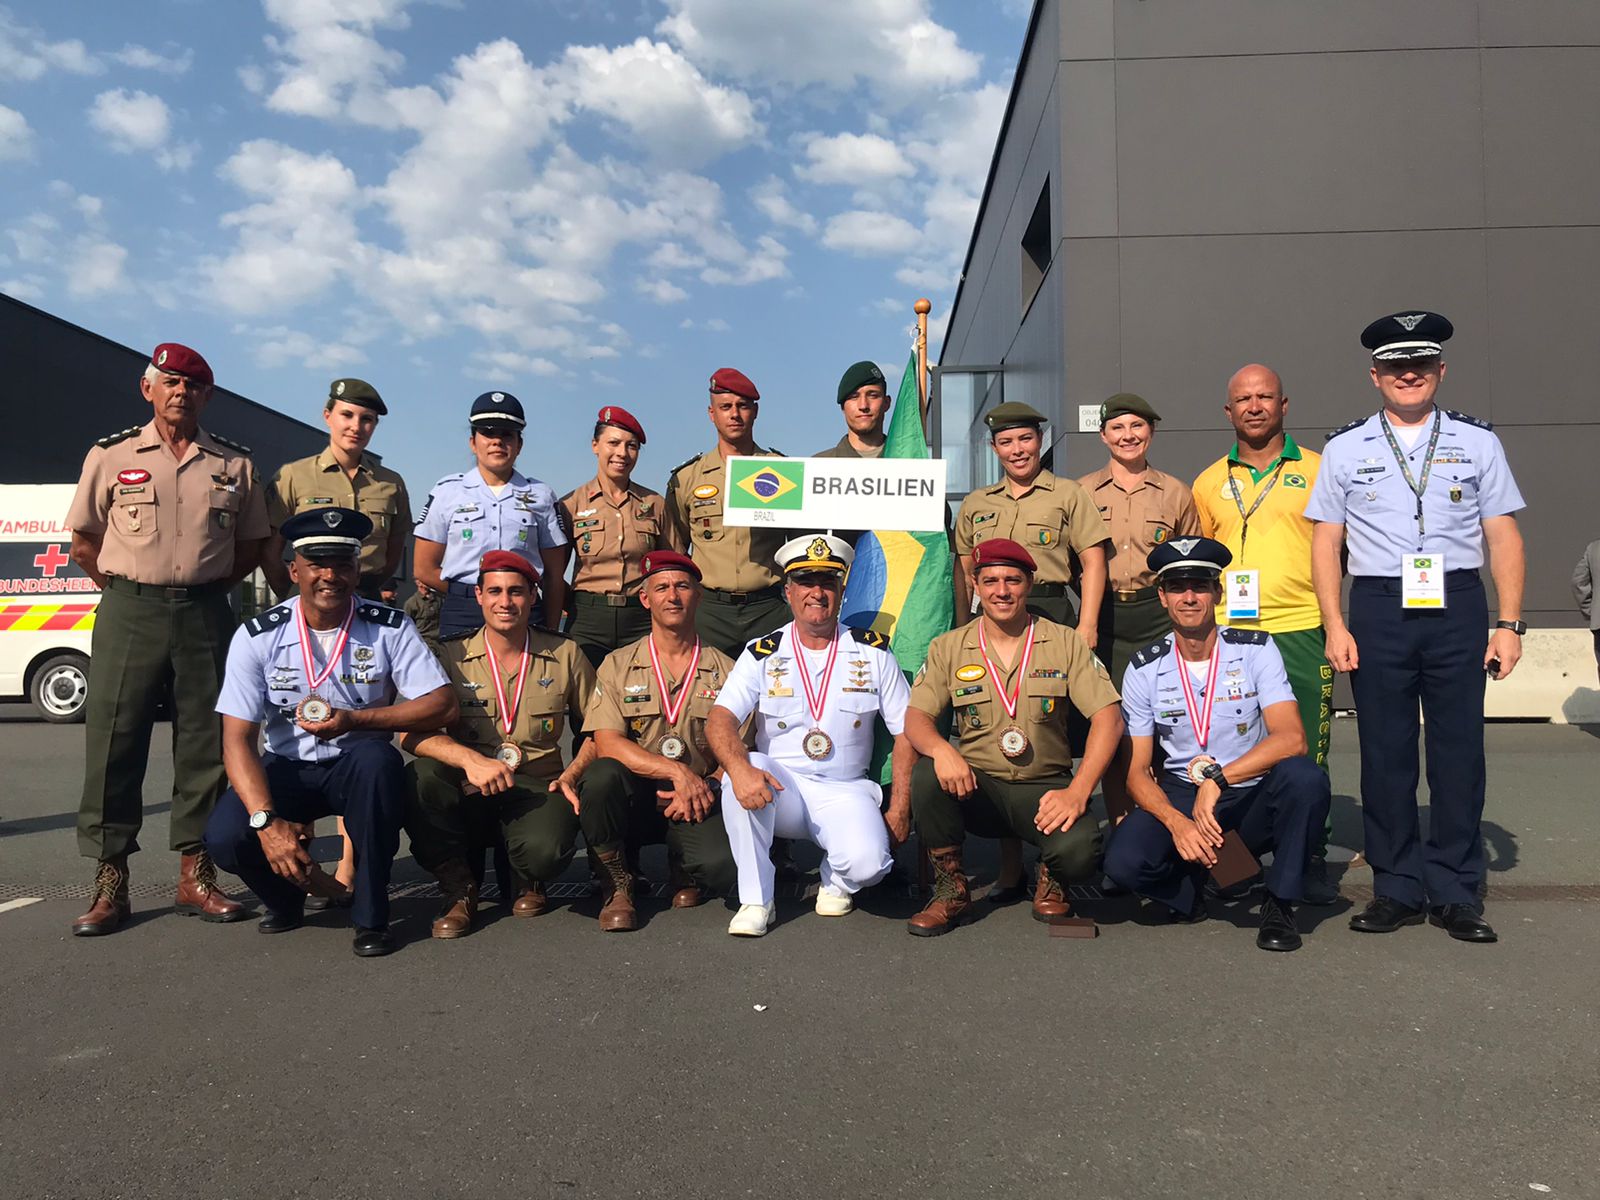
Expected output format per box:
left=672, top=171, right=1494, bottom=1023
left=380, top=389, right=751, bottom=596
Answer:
left=1, top=709, right=1597, bottom=1199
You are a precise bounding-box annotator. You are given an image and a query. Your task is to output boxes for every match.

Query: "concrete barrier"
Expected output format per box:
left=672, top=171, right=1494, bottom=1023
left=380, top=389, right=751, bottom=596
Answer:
left=1485, top=628, right=1600, bottom=723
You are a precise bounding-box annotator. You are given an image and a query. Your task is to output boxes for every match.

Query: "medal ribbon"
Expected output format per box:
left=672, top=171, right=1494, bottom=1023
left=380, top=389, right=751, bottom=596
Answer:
left=1225, top=458, right=1287, bottom=561
left=1378, top=409, right=1443, bottom=545
left=795, top=626, right=841, bottom=728
left=296, top=599, right=355, bottom=695
left=1176, top=643, right=1222, bottom=749
left=648, top=635, right=701, bottom=729
left=483, top=632, right=531, bottom=737
left=977, top=618, right=1035, bottom=721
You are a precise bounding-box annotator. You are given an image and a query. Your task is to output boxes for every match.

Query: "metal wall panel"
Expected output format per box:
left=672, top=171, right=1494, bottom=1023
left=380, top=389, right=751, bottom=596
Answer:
left=1112, top=0, right=1478, bottom=58
left=1482, top=47, right=1600, bottom=227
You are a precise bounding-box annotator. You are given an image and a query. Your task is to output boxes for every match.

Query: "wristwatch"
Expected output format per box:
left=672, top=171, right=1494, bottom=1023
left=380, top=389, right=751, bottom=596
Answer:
left=1199, top=761, right=1227, bottom=785
left=247, top=809, right=278, bottom=831
left=1495, top=619, right=1527, bottom=636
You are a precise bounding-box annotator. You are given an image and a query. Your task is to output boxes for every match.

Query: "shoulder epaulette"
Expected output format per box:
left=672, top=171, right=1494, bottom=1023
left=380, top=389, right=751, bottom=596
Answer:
left=356, top=601, right=404, bottom=629
left=245, top=604, right=292, bottom=637
left=1220, top=627, right=1268, bottom=645
left=1325, top=418, right=1365, bottom=442
left=210, top=432, right=252, bottom=455
left=1445, top=409, right=1492, bottom=431
left=848, top=625, right=890, bottom=651
left=746, top=630, right=785, bottom=660
left=762, top=445, right=785, bottom=456
left=95, top=426, right=141, bottom=449
left=1129, top=635, right=1172, bottom=669
left=666, top=452, right=701, bottom=483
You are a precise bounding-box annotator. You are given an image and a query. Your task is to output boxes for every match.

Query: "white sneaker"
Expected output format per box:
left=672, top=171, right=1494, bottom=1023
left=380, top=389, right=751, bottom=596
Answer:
left=815, top=885, right=854, bottom=917
left=728, top=903, right=776, bottom=937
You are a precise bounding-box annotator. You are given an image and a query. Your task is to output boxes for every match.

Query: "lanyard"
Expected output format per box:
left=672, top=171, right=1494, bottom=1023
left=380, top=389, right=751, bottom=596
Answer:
left=795, top=628, right=840, bottom=728
left=1225, top=457, right=1287, bottom=561
left=977, top=618, right=1036, bottom=720
left=648, top=636, right=701, bottom=728
left=1175, top=643, right=1221, bottom=749
left=1379, top=409, right=1443, bottom=545
left=483, top=632, right=531, bottom=737
left=296, top=601, right=354, bottom=694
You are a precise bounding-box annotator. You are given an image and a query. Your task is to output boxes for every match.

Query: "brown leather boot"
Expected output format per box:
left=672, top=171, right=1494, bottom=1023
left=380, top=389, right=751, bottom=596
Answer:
left=1032, top=863, right=1071, bottom=923
left=668, top=859, right=703, bottom=909
left=174, top=850, right=250, bottom=922
left=72, top=857, right=131, bottom=937
left=512, top=883, right=548, bottom=918
left=907, top=846, right=970, bottom=937
left=430, top=860, right=478, bottom=939
left=596, top=849, right=637, bottom=932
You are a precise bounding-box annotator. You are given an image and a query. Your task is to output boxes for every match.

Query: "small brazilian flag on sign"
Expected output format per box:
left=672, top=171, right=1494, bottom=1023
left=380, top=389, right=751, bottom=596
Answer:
left=728, top=460, right=805, bottom=509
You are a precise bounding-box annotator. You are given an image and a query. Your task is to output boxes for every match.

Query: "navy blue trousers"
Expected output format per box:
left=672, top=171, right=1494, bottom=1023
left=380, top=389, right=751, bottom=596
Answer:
left=204, top=739, right=406, bottom=931
left=1348, top=571, right=1488, bottom=908
left=1104, top=756, right=1330, bottom=915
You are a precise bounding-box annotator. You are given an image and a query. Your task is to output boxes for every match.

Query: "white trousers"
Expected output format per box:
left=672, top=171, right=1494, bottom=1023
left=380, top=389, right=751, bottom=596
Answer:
left=720, top=753, right=893, bottom=906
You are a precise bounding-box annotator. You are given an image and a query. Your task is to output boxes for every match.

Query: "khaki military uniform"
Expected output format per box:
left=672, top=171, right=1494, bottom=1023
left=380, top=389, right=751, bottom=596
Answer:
left=1077, top=464, right=1202, bottom=686
left=558, top=477, right=668, bottom=667
left=405, top=628, right=596, bottom=886
left=576, top=637, right=744, bottom=893
left=908, top=617, right=1121, bottom=887
left=814, top=435, right=884, bottom=460
left=67, top=420, right=270, bottom=860
left=404, top=587, right=442, bottom=653
left=267, top=449, right=410, bottom=594
left=664, top=447, right=789, bottom=657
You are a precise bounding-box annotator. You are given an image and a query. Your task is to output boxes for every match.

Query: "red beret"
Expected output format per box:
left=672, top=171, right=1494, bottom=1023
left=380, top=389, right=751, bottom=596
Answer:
left=972, top=538, right=1037, bottom=574
left=709, top=367, right=759, bottom=401
left=596, top=405, right=646, bottom=444
left=150, top=343, right=213, bottom=386
left=639, top=549, right=701, bottom=582
left=477, top=550, right=540, bottom=585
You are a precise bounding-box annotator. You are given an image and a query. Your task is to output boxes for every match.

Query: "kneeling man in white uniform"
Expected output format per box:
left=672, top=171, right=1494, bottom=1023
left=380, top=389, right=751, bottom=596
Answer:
left=706, top=534, right=913, bottom=936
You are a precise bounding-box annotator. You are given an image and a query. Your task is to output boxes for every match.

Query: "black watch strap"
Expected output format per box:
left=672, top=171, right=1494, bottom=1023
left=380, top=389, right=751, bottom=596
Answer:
left=1495, top=619, right=1527, bottom=636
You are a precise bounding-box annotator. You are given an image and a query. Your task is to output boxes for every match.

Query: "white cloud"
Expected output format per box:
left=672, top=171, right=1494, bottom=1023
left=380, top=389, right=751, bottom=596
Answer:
left=638, top=278, right=689, bottom=304
left=87, top=88, right=193, bottom=169
left=0, top=103, right=31, bottom=160
left=797, top=132, right=914, bottom=185
left=258, top=0, right=413, bottom=125
left=894, top=264, right=952, bottom=290
left=483, top=350, right=563, bottom=378
left=821, top=211, right=920, bottom=257
left=700, top=234, right=788, bottom=285
left=1, top=276, right=44, bottom=301
left=749, top=176, right=817, bottom=234
left=65, top=238, right=128, bottom=297
left=247, top=325, right=367, bottom=369
left=112, top=44, right=194, bottom=74
left=0, top=11, right=101, bottom=81
left=679, top=316, right=730, bottom=332
left=647, top=242, right=706, bottom=271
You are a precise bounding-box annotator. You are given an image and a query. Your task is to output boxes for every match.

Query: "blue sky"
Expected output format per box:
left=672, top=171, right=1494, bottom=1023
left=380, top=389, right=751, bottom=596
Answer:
left=0, top=0, right=1026, bottom=497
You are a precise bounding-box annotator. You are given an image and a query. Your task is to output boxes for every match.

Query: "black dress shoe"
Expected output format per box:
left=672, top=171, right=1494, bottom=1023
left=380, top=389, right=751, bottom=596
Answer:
left=1301, top=856, right=1340, bottom=907
left=1162, top=901, right=1210, bottom=924
left=1348, top=896, right=1425, bottom=933
left=352, top=927, right=396, bottom=957
left=1256, top=894, right=1303, bottom=952
left=258, top=909, right=304, bottom=935
left=1429, top=904, right=1498, bottom=943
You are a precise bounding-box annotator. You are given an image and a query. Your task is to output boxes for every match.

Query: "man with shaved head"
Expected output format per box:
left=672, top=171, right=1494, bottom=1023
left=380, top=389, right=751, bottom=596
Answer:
left=1191, top=364, right=1337, bottom=905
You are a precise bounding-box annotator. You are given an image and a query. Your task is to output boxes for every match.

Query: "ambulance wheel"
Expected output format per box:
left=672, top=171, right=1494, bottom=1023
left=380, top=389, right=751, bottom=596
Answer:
left=30, top=653, right=89, bottom=724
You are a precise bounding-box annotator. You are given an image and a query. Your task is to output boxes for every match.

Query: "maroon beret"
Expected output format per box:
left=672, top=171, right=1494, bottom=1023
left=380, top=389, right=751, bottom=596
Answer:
left=972, top=538, right=1037, bottom=574
left=596, top=404, right=646, bottom=444
left=477, top=550, right=540, bottom=586
left=150, top=343, right=213, bottom=386
left=639, top=549, right=701, bottom=582
left=709, top=367, right=759, bottom=401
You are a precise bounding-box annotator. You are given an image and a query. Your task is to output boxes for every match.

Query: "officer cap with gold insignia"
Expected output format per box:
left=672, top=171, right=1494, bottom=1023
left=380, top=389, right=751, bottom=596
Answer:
left=328, top=378, right=387, bottom=415
left=281, top=507, right=372, bottom=561
left=1361, top=311, right=1453, bottom=362
left=1148, top=536, right=1232, bottom=585
left=776, top=533, right=853, bottom=578
left=983, top=401, right=1047, bottom=435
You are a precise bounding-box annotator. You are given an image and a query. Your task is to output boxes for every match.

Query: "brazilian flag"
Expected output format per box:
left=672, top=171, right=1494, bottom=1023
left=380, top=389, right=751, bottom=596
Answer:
left=728, top=460, right=805, bottom=510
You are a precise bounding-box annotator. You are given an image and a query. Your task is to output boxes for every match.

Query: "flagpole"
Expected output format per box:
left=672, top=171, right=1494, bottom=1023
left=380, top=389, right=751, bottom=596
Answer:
left=914, top=298, right=931, bottom=437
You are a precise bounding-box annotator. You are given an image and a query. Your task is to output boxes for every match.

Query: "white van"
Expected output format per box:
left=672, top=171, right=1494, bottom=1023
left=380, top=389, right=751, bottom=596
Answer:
left=0, top=484, right=97, bottom=722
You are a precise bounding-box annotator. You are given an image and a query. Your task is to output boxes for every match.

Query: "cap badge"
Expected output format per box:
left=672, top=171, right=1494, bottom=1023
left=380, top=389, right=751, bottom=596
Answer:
left=1170, top=538, right=1199, bottom=555
left=641, top=555, right=653, bottom=573
left=157, top=350, right=168, bottom=366
left=322, top=511, right=341, bottom=528
left=1395, top=313, right=1426, bottom=331
left=492, top=392, right=505, bottom=403
left=335, top=380, right=346, bottom=396
left=807, top=537, right=830, bottom=561
left=602, top=407, right=612, bottom=422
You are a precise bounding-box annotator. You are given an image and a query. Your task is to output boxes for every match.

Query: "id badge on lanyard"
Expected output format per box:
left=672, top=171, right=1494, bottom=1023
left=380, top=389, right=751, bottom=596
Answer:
left=1225, top=569, right=1261, bottom=621
left=1401, top=553, right=1446, bottom=608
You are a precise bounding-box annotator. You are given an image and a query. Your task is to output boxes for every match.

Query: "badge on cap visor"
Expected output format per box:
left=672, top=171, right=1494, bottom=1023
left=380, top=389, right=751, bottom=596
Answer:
left=322, top=511, right=341, bottom=528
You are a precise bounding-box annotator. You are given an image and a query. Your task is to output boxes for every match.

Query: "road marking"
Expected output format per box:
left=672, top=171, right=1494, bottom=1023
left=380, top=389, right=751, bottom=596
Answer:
left=0, top=897, right=43, bottom=915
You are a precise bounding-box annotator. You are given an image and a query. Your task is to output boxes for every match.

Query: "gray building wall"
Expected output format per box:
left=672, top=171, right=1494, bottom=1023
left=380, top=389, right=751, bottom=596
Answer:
left=940, top=0, right=1600, bottom=625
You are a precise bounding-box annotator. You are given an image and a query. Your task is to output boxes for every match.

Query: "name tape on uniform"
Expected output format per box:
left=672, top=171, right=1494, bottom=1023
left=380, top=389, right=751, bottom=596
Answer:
left=721, top=456, right=947, bottom=532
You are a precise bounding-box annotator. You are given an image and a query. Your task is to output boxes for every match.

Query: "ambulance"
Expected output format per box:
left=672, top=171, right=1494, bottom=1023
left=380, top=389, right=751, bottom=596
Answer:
left=0, top=484, right=97, bottom=722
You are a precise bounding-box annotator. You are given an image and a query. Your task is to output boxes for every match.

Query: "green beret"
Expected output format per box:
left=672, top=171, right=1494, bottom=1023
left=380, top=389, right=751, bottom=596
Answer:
left=836, top=360, right=888, bottom=405
left=328, top=378, right=387, bottom=416
left=984, top=401, right=1047, bottom=433
left=1099, top=392, right=1159, bottom=427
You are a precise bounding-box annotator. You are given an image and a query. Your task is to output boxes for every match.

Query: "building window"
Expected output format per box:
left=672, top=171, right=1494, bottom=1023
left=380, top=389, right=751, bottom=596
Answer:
left=932, top=366, right=1003, bottom=501
left=1020, top=178, right=1051, bottom=314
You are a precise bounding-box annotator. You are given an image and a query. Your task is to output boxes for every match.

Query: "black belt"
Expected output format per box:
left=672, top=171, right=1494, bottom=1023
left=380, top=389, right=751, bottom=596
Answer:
left=702, top=584, right=783, bottom=605
left=1030, top=582, right=1071, bottom=598
left=574, top=590, right=640, bottom=609
left=105, top=576, right=229, bottom=601
left=1113, top=586, right=1158, bottom=603
left=445, top=580, right=477, bottom=597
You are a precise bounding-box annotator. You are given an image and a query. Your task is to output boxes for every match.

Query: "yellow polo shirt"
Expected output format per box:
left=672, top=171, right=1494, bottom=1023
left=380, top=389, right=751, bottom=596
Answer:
left=1192, top=435, right=1321, bottom=634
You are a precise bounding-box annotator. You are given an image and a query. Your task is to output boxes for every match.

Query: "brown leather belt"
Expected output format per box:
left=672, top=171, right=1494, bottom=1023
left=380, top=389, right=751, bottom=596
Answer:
left=574, top=590, right=638, bottom=609
left=703, top=584, right=783, bottom=605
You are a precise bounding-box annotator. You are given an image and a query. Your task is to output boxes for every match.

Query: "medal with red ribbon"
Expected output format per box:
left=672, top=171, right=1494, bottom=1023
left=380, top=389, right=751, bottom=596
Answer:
left=294, top=599, right=354, bottom=724
left=1177, top=641, right=1222, bottom=783
left=796, top=627, right=841, bottom=760
left=484, top=632, right=531, bottom=770
left=649, top=635, right=701, bottom=761
left=978, top=617, right=1035, bottom=759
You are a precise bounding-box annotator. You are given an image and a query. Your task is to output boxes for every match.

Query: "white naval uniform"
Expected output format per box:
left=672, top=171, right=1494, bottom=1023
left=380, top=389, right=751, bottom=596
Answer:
left=713, top=622, right=910, bottom=906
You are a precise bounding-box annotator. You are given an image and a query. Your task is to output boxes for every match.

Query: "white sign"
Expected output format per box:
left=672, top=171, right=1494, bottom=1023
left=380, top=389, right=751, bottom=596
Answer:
left=721, top=457, right=947, bottom=531
left=1077, top=404, right=1102, bottom=433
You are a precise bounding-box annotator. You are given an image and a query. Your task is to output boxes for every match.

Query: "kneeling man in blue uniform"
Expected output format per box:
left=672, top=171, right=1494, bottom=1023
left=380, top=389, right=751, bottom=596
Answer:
left=205, top=508, right=456, bottom=957
left=1105, top=537, right=1330, bottom=951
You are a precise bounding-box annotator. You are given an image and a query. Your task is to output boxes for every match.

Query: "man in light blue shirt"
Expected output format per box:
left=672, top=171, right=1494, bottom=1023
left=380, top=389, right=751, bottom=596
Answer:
left=204, top=507, right=455, bottom=957
left=1106, top=536, right=1330, bottom=952
left=1306, top=311, right=1526, bottom=944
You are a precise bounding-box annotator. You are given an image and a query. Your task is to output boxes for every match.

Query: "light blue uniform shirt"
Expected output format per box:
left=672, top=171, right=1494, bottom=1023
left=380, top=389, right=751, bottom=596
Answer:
left=414, top=468, right=567, bottom=584
left=1304, top=407, right=1525, bottom=577
left=216, top=596, right=449, bottom=763
left=1120, top=627, right=1296, bottom=788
